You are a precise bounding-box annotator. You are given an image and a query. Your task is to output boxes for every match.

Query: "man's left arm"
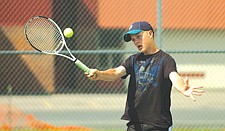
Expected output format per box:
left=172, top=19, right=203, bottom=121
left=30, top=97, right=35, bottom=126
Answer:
left=169, top=71, right=204, bottom=101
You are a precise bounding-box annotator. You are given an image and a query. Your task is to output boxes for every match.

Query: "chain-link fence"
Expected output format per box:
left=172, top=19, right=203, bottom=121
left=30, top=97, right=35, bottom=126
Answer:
left=0, top=0, right=225, bottom=130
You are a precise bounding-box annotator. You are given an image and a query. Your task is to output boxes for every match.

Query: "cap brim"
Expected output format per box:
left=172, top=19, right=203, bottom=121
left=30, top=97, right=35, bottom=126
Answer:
left=123, top=30, right=142, bottom=42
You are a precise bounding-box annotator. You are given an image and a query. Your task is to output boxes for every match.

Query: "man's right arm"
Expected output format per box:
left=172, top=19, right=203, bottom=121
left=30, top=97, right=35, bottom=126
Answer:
left=86, top=66, right=127, bottom=81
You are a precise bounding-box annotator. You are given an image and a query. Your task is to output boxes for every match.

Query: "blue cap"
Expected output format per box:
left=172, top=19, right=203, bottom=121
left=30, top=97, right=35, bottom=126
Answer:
left=124, top=21, right=154, bottom=42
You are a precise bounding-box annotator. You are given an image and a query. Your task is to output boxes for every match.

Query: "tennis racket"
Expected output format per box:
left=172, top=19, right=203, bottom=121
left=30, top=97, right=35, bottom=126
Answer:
left=24, top=16, right=91, bottom=74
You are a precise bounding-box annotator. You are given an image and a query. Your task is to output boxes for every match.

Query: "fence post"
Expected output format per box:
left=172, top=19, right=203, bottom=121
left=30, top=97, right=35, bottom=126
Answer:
left=157, top=0, right=162, bottom=49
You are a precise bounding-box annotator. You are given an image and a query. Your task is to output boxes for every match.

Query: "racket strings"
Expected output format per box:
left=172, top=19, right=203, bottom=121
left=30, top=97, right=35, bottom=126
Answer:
left=37, top=20, right=61, bottom=52
left=25, top=17, right=63, bottom=53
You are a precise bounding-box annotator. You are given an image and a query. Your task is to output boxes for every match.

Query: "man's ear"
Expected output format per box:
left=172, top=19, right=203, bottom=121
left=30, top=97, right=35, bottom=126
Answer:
left=148, top=30, right=154, bottom=38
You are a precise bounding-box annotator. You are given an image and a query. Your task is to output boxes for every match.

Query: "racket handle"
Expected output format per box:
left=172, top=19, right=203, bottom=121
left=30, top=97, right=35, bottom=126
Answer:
left=74, top=59, right=90, bottom=73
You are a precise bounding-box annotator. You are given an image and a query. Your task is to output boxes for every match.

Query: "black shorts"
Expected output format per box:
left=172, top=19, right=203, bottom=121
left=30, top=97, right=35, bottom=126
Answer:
left=126, top=122, right=170, bottom=131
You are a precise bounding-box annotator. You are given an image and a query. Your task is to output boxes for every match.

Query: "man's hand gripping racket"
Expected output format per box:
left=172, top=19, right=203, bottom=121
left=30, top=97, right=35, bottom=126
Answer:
left=24, top=16, right=92, bottom=74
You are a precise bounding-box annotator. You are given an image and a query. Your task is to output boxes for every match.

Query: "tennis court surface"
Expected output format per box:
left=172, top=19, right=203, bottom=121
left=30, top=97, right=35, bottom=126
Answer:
left=0, top=88, right=225, bottom=130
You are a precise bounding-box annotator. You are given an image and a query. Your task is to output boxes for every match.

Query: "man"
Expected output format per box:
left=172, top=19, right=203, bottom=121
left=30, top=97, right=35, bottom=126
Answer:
left=86, top=21, right=204, bottom=131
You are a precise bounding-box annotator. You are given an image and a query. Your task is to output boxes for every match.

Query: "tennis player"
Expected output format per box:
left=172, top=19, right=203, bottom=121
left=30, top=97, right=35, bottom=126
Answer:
left=86, top=21, right=204, bottom=131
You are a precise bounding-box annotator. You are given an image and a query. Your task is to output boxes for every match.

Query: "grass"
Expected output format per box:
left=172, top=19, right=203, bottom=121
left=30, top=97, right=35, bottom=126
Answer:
left=94, top=129, right=223, bottom=131
left=95, top=129, right=224, bottom=131
left=1, top=128, right=224, bottom=131
left=172, top=129, right=223, bottom=131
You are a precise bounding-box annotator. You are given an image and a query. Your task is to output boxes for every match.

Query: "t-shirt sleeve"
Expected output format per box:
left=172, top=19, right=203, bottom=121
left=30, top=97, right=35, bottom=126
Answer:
left=163, top=55, right=177, bottom=79
left=121, top=55, right=133, bottom=79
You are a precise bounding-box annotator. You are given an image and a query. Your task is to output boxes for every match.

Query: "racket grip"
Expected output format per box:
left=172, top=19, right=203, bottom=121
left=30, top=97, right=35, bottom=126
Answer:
left=74, top=59, right=90, bottom=73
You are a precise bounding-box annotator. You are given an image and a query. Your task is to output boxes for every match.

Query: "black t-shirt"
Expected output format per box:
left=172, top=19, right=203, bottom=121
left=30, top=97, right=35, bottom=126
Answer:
left=121, top=50, right=177, bottom=128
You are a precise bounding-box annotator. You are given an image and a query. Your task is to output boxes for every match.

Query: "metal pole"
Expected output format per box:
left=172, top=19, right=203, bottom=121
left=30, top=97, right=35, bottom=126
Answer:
left=157, top=0, right=162, bottom=49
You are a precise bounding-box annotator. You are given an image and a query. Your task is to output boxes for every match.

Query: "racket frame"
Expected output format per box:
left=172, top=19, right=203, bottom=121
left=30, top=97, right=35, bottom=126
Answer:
left=24, top=16, right=91, bottom=73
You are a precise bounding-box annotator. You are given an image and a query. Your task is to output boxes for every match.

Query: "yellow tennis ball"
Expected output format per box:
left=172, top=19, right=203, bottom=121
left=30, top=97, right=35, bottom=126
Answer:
left=63, top=28, right=74, bottom=38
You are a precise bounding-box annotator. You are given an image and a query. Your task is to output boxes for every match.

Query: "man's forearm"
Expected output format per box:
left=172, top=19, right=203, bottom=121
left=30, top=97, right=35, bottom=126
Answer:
left=97, top=66, right=126, bottom=81
left=97, top=69, right=121, bottom=81
left=169, top=72, right=187, bottom=94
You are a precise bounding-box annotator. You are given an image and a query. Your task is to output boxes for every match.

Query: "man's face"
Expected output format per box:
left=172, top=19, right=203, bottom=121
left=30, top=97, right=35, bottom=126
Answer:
left=130, top=31, right=152, bottom=54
